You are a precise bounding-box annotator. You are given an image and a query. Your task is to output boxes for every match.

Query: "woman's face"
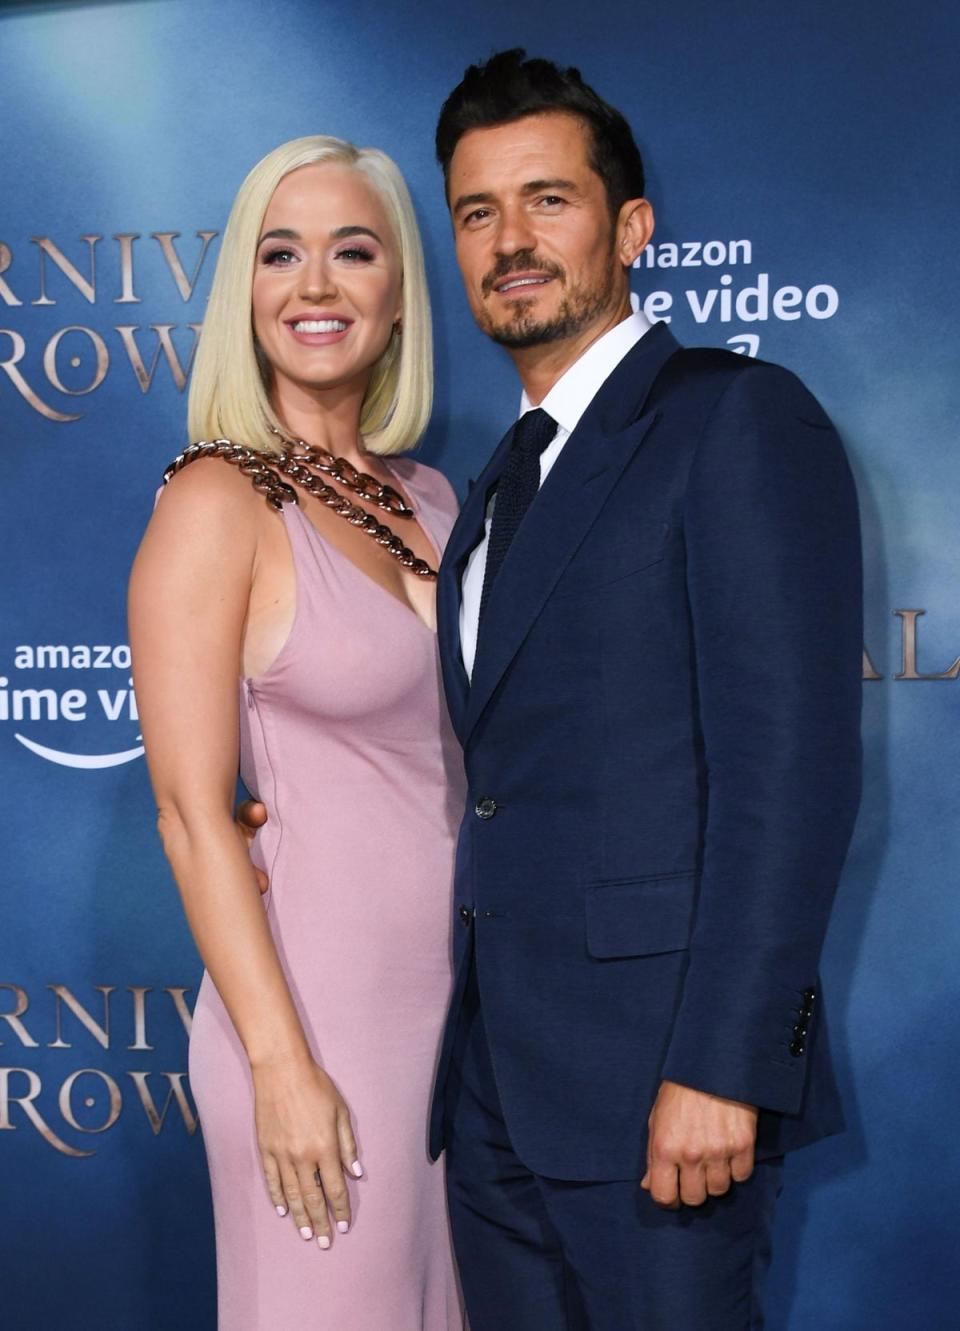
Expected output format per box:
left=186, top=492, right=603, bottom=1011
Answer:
left=252, top=162, right=402, bottom=410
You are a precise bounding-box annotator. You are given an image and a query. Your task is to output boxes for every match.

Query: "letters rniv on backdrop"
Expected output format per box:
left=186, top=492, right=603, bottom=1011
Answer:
left=0, top=983, right=198, bottom=1156
left=0, top=230, right=217, bottom=419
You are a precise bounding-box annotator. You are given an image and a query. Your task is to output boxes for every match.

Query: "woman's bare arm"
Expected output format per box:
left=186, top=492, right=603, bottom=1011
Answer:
left=129, top=460, right=359, bottom=1246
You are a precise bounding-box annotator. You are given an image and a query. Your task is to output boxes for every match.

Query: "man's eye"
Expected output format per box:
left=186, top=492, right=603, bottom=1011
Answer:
left=539, top=196, right=566, bottom=207
left=464, top=208, right=491, bottom=225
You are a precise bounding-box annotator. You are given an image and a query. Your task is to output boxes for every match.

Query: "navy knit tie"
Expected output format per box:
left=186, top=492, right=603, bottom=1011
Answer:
left=478, top=408, right=557, bottom=625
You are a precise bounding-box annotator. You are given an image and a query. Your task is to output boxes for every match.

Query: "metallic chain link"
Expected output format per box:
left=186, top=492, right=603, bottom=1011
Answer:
left=162, top=439, right=437, bottom=579
left=268, top=428, right=414, bottom=517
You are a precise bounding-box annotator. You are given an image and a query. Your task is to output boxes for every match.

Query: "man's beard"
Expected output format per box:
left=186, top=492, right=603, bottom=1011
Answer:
left=478, top=249, right=617, bottom=350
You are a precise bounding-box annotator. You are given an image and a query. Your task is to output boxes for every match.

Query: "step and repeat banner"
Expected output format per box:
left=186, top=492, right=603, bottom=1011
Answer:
left=1, top=1, right=956, bottom=1326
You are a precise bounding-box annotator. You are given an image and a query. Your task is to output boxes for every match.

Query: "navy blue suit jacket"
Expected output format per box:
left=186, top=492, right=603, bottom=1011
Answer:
left=429, top=322, right=863, bottom=1180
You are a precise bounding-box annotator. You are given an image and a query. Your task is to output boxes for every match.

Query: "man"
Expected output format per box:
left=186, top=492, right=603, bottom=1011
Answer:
left=428, top=49, right=862, bottom=1330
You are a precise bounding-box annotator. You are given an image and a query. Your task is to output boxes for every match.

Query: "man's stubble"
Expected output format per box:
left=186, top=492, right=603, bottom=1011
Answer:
left=478, top=242, right=619, bottom=351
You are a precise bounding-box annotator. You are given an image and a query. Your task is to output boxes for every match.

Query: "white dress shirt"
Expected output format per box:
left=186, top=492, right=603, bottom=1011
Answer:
left=459, top=309, right=653, bottom=680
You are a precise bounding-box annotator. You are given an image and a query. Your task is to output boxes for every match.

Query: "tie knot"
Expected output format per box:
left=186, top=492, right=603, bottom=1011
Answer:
left=512, top=408, right=556, bottom=458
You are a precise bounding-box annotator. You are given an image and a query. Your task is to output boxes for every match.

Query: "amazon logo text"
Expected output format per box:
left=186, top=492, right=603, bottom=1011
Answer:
left=2, top=642, right=143, bottom=768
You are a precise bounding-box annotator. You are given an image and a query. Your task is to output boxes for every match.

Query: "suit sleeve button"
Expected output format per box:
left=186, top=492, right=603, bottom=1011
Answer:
left=458, top=905, right=473, bottom=925
left=475, top=796, right=498, bottom=820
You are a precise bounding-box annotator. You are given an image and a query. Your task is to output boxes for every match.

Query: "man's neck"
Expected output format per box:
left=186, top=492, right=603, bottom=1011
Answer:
left=509, top=296, right=634, bottom=406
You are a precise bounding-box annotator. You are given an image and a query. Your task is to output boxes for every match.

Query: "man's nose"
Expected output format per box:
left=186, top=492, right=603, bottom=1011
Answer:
left=493, top=203, right=537, bottom=257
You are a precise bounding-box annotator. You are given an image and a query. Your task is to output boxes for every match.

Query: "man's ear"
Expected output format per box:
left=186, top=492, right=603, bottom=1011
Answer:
left=616, top=198, right=655, bottom=268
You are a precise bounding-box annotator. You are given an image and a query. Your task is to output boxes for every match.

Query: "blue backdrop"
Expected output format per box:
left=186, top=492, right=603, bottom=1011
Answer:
left=1, top=1, right=957, bottom=1326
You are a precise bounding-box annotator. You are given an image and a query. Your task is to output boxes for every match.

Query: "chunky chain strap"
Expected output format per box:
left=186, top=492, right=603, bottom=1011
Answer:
left=163, top=440, right=297, bottom=508
left=162, top=439, right=437, bottom=579
left=268, top=428, right=414, bottom=517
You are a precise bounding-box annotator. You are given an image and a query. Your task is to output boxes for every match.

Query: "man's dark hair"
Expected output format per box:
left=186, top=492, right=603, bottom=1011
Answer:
left=435, top=48, right=645, bottom=221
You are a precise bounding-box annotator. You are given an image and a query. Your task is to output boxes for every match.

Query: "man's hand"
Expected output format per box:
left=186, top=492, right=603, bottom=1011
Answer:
left=236, top=799, right=269, bottom=894
left=641, top=1079, right=758, bottom=1209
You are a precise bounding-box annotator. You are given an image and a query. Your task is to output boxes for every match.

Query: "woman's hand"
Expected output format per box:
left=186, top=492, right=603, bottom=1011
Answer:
left=252, top=1056, right=363, bottom=1248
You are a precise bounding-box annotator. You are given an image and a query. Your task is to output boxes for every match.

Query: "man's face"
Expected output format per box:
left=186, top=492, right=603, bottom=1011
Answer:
left=448, top=111, right=625, bottom=350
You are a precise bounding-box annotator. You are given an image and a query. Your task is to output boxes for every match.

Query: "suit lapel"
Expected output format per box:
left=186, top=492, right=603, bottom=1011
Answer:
left=463, top=322, right=680, bottom=743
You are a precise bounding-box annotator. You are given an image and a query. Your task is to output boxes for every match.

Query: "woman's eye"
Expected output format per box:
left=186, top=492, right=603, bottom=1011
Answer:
left=336, top=246, right=375, bottom=263
left=261, top=247, right=297, bottom=265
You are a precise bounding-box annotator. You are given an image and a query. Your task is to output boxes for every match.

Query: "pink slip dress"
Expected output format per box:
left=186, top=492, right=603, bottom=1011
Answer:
left=187, top=457, right=467, bottom=1329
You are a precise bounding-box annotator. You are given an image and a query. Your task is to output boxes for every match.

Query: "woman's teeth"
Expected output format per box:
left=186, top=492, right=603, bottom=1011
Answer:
left=293, top=319, right=348, bottom=333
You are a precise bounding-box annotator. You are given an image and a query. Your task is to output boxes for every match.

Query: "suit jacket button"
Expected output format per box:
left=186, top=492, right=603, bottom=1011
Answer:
left=475, top=796, right=498, bottom=820
left=458, top=904, right=473, bottom=925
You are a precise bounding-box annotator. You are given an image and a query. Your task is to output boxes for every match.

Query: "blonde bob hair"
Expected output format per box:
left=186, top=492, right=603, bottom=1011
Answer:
left=188, top=136, right=432, bottom=456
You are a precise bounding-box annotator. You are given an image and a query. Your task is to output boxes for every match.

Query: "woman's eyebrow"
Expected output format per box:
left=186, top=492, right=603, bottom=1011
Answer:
left=330, top=225, right=383, bottom=244
left=258, top=227, right=299, bottom=244
left=257, top=226, right=383, bottom=244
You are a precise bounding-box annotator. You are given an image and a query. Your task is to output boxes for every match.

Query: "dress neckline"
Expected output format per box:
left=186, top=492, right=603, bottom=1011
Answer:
left=292, top=457, right=440, bottom=635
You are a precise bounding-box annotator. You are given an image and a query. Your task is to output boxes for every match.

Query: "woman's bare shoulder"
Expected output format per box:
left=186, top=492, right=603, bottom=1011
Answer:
left=141, top=453, right=279, bottom=572
left=157, top=451, right=270, bottom=511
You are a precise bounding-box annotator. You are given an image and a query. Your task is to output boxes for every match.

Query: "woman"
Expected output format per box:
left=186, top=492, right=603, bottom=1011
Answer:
left=129, top=137, right=465, bottom=1329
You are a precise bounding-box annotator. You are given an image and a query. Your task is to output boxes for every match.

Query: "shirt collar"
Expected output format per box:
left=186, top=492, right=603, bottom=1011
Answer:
left=517, top=309, right=653, bottom=434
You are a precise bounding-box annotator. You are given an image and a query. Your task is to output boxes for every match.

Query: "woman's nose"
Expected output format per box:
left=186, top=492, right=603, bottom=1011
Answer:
left=298, top=255, right=338, bottom=304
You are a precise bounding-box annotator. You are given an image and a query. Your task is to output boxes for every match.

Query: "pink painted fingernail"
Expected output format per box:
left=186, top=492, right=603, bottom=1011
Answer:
left=275, top=1205, right=287, bottom=1217
left=317, top=1234, right=331, bottom=1249
left=351, top=1160, right=364, bottom=1177
left=337, top=1220, right=349, bottom=1234
left=299, top=1226, right=313, bottom=1241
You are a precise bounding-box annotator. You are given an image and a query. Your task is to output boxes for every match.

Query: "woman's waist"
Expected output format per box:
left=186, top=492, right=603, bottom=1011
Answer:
left=241, top=766, right=463, bottom=834
left=241, top=739, right=459, bottom=795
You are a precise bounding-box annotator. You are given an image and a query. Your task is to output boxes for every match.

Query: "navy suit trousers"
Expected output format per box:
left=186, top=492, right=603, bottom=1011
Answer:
left=444, top=955, right=784, bottom=1331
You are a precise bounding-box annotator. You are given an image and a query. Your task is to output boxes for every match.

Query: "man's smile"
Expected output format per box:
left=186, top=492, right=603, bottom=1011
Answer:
left=493, top=272, right=555, bottom=296
left=481, top=253, right=565, bottom=298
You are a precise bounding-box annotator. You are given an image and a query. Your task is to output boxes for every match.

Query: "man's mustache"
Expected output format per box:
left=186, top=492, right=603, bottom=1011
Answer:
left=481, top=252, right=565, bottom=297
